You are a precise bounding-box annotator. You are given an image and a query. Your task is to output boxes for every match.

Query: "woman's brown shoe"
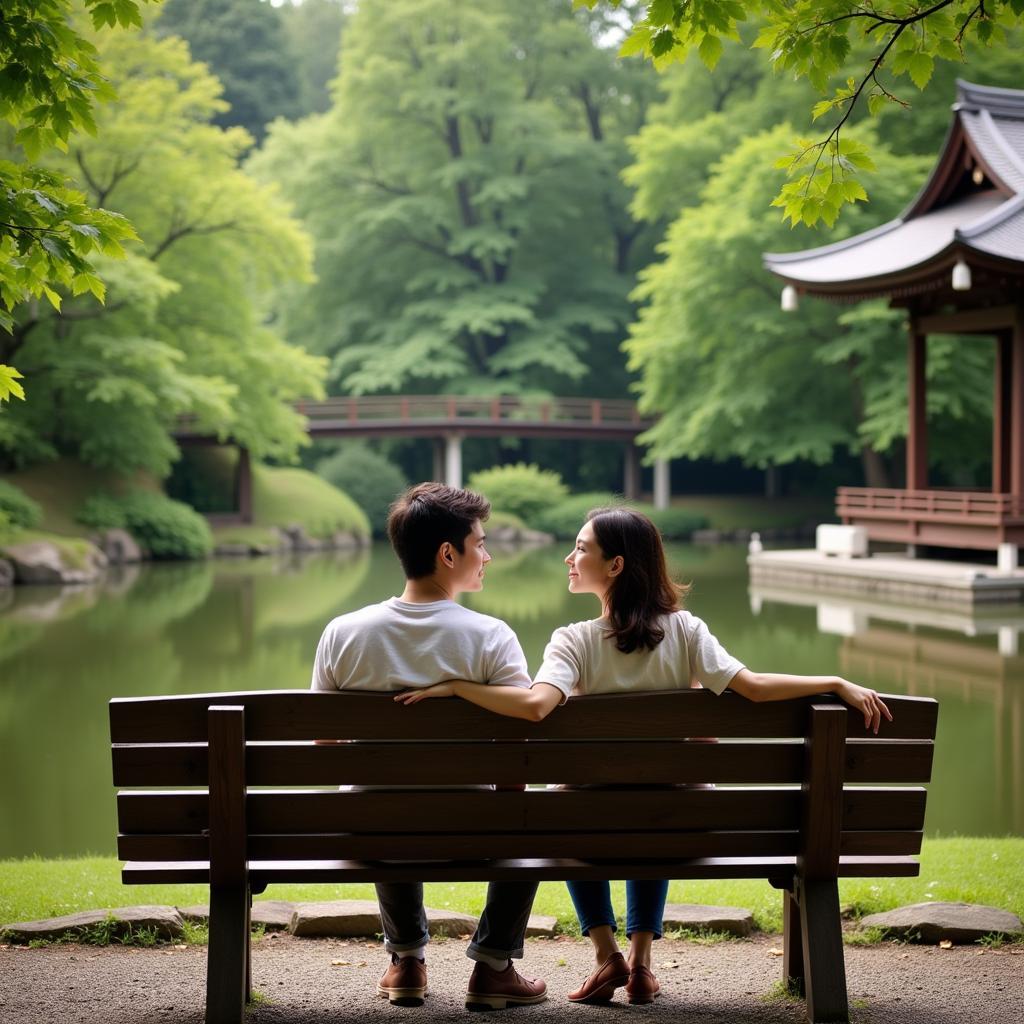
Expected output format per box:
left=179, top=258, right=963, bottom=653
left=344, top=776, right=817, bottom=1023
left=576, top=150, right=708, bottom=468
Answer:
left=625, top=964, right=660, bottom=1004
left=567, top=952, right=630, bottom=1003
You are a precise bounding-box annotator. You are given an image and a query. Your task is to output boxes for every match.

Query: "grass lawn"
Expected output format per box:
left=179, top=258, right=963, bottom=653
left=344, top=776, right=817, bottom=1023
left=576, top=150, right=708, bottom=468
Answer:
left=5, top=459, right=158, bottom=537
left=2, top=838, right=1021, bottom=935
left=208, top=463, right=369, bottom=544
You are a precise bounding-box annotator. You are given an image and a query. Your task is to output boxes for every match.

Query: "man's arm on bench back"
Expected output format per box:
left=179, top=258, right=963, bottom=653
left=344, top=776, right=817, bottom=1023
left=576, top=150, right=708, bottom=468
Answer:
left=395, top=680, right=563, bottom=722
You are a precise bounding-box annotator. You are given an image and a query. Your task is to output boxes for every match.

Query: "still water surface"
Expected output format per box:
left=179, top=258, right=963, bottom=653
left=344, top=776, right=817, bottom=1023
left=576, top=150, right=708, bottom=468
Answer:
left=1, top=542, right=1020, bottom=858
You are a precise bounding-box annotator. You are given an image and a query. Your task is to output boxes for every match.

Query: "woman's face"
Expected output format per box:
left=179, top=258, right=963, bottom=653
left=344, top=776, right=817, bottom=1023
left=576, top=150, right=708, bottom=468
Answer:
left=565, top=520, right=619, bottom=599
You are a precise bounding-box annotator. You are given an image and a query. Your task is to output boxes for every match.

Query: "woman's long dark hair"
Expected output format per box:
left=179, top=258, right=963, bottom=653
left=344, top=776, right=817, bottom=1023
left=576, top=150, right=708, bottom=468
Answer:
left=587, top=507, right=688, bottom=654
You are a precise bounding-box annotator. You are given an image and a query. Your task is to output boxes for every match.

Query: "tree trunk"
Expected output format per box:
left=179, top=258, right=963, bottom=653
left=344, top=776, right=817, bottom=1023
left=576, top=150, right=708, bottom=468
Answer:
left=860, top=445, right=891, bottom=489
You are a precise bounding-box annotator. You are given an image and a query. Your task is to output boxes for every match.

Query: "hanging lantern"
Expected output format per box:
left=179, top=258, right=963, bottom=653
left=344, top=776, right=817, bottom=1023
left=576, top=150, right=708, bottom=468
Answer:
left=781, top=285, right=799, bottom=311
left=951, top=259, right=972, bottom=291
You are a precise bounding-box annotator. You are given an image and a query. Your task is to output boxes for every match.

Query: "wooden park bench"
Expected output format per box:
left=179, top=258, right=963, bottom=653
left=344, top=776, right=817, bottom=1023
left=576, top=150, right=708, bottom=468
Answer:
left=110, top=688, right=938, bottom=1024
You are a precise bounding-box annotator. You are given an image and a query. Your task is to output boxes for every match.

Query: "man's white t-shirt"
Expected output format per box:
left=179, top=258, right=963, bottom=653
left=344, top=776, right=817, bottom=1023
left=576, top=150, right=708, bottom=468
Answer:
left=312, top=597, right=531, bottom=691
left=534, top=610, right=744, bottom=702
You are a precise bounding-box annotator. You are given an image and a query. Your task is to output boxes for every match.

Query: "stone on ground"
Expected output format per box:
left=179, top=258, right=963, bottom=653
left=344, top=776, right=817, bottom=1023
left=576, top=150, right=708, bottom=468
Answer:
left=289, top=900, right=478, bottom=938
left=662, top=903, right=754, bottom=937
left=859, top=901, right=1023, bottom=943
left=178, top=900, right=295, bottom=931
left=525, top=914, right=558, bottom=938
left=0, top=906, right=183, bottom=943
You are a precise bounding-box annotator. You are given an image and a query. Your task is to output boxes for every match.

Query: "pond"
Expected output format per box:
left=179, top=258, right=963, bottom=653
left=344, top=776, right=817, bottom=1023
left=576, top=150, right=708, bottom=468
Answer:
left=1, top=542, right=1020, bottom=859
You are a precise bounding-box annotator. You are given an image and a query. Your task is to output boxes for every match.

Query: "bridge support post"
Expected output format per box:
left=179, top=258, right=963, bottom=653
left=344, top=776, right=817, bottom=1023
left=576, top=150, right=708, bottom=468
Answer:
left=444, top=433, right=463, bottom=489
left=653, top=457, right=670, bottom=511
left=623, top=446, right=640, bottom=500
left=236, top=447, right=253, bottom=524
left=432, top=439, right=445, bottom=483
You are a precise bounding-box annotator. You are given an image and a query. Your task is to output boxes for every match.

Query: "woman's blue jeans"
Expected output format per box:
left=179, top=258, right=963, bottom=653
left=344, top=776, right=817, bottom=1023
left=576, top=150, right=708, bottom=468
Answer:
left=566, top=879, right=669, bottom=939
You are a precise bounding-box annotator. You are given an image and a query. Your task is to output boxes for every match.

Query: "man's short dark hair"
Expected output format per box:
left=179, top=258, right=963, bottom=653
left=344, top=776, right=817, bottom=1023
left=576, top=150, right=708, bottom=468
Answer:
left=386, top=482, right=491, bottom=579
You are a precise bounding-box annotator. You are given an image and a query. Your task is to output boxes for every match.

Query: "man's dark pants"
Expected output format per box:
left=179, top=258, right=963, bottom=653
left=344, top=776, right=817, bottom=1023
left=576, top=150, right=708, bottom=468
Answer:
left=376, top=881, right=539, bottom=961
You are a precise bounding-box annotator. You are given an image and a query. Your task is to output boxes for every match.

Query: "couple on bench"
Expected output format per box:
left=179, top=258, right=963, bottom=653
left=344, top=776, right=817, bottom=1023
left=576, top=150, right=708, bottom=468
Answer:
left=310, top=482, right=891, bottom=1011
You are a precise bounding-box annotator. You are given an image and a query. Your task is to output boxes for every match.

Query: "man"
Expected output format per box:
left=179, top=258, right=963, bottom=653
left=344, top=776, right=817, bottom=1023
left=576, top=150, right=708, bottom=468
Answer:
left=311, top=482, right=547, bottom=1011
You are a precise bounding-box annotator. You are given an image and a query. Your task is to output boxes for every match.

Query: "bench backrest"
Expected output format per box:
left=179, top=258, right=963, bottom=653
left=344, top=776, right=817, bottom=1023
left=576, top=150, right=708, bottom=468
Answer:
left=111, top=690, right=937, bottom=881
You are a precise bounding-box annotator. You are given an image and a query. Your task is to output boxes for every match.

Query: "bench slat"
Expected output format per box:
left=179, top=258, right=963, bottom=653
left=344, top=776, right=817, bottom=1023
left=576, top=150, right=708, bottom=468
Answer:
left=117, top=828, right=923, bottom=862
left=110, top=690, right=939, bottom=743
left=117, top=786, right=929, bottom=835
left=112, top=737, right=934, bottom=787
left=122, top=854, right=922, bottom=886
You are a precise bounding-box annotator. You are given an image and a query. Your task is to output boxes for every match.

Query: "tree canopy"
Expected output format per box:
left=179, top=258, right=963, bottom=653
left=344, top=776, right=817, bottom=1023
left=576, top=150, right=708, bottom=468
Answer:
left=585, top=0, right=1024, bottom=225
left=1, top=0, right=161, bottom=402
left=252, top=0, right=659, bottom=399
left=623, top=28, right=1006, bottom=485
left=0, top=27, right=324, bottom=476
left=155, top=0, right=311, bottom=144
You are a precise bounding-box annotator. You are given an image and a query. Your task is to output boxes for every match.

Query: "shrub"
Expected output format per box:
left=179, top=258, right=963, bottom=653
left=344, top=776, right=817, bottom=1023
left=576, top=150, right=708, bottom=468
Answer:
left=533, top=493, right=707, bottom=541
left=644, top=505, right=709, bottom=540
left=77, top=490, right=213, bottom=560
left=0, top=480, right=42, bottom=530
left=467, top=463, right=569, bottom=526
left=76, top=493, right=127, bottom=531
left=532, top=492, right=619, bottom=539
left=316, top=444, right=406, bottom=535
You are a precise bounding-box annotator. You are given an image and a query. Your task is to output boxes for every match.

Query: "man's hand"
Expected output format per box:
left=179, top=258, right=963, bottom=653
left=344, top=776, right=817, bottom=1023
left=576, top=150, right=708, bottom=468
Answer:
left=836, top=679, right=892, bottom=734
left=394, top=682, right=456, bottom=705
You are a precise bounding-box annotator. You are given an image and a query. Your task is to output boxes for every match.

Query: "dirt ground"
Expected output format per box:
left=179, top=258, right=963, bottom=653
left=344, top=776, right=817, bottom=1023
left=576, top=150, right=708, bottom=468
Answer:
left=1, top=933, right=1021, bottom=1024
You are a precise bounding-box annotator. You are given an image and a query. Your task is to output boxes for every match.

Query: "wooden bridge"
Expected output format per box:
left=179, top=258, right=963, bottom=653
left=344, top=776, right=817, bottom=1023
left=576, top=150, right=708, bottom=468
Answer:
left=175, top=395, right=671, bottom=523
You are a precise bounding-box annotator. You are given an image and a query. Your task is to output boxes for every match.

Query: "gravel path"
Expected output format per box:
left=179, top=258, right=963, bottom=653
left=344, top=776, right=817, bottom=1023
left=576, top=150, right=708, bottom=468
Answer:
left=2, top=933, right=1022, bottom=1024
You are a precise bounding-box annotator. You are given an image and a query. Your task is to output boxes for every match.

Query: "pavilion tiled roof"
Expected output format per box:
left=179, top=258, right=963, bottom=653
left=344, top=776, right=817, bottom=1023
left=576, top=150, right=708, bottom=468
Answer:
left=763, top=80, right=1024, bottom=299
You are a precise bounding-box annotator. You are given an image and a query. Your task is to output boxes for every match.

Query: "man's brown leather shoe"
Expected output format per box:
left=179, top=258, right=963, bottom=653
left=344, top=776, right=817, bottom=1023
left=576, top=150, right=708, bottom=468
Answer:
left=625, top=964, right=660, bottom=1004
left=465, top=961, right=548, bottom=1010
left=377, top=953, right=428, bottom=1006
left=567, top=952, right=630, bottom=1004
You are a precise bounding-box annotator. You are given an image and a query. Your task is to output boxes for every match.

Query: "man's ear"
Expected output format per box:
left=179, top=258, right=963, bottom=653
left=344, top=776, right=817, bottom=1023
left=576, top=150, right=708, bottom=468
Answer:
left=608, top=555, right=624, bottom=578
left=439, top=541, right=455, bottom=569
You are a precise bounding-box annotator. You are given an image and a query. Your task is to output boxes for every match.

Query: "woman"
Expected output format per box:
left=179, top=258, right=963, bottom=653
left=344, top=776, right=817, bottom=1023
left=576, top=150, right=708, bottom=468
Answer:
left=396, top=507, right=891, bottom=1005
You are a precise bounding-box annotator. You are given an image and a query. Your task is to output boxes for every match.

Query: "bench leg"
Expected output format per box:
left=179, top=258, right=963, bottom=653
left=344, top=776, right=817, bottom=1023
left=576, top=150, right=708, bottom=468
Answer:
left=798, top=878, right=848, bottom=1023
left=206, top=884, right=249, bottom=1024
left=783, top=888, right=805, bottom=996
left=245, top=891, right=252, bottom=1003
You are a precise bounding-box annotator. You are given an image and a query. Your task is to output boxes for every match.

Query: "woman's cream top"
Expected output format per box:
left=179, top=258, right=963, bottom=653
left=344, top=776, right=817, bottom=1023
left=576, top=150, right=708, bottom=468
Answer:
left=533, top=610, right=744, bottom=702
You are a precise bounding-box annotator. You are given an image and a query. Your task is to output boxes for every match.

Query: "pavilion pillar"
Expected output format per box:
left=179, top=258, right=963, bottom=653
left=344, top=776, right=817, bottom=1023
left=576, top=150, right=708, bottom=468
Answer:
left=994, top=331, right=1013, bottom=494
left=1012, top=313, right=1024, bottom=501
left=906, top=324, right=928, bottom=491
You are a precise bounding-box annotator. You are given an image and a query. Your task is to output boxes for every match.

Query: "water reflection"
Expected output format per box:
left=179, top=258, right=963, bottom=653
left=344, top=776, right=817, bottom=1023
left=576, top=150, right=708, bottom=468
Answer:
left=750, top=582, right=1024, bottom=837
left=1, top=544, right=1020, bottom=859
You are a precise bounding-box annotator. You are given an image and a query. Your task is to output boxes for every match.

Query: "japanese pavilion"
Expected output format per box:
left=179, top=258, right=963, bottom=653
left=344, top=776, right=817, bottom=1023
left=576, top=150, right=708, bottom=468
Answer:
left=764, top=80, right=1024, bottom=571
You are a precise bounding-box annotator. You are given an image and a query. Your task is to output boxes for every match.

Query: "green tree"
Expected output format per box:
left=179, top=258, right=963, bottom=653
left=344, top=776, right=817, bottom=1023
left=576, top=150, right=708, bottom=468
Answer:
left=250, top=0, right=658, bottom=400
left=0, top=28, right=324, bottom=476
left=0, top=0, right=162, bottom=401
left=585, top=0, right=1024, bottom=222
left=625, top=123, right=992, bottom=486
left=155, top=0, right=302, bottom=144
left=623, top=26, right=1015, bottom=484
left=281, top=0, right=347, bottom=117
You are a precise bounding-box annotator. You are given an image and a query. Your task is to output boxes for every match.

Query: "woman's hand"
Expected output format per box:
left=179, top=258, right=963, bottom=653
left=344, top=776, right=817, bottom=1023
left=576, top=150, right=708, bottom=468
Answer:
left=394, top=682, right=456, bottom=705
left=836, top=679, right=892, bottom=734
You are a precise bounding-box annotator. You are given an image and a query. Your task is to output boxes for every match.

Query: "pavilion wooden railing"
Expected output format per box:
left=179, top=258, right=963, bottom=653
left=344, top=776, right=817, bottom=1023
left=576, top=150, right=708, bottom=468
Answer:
left=837, top=487, right=1024, bottom=525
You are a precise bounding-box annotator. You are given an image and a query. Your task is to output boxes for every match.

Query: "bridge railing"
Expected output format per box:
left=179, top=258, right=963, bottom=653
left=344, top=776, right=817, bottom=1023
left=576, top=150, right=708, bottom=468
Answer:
left=291, top=395, right=647, bottom=425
